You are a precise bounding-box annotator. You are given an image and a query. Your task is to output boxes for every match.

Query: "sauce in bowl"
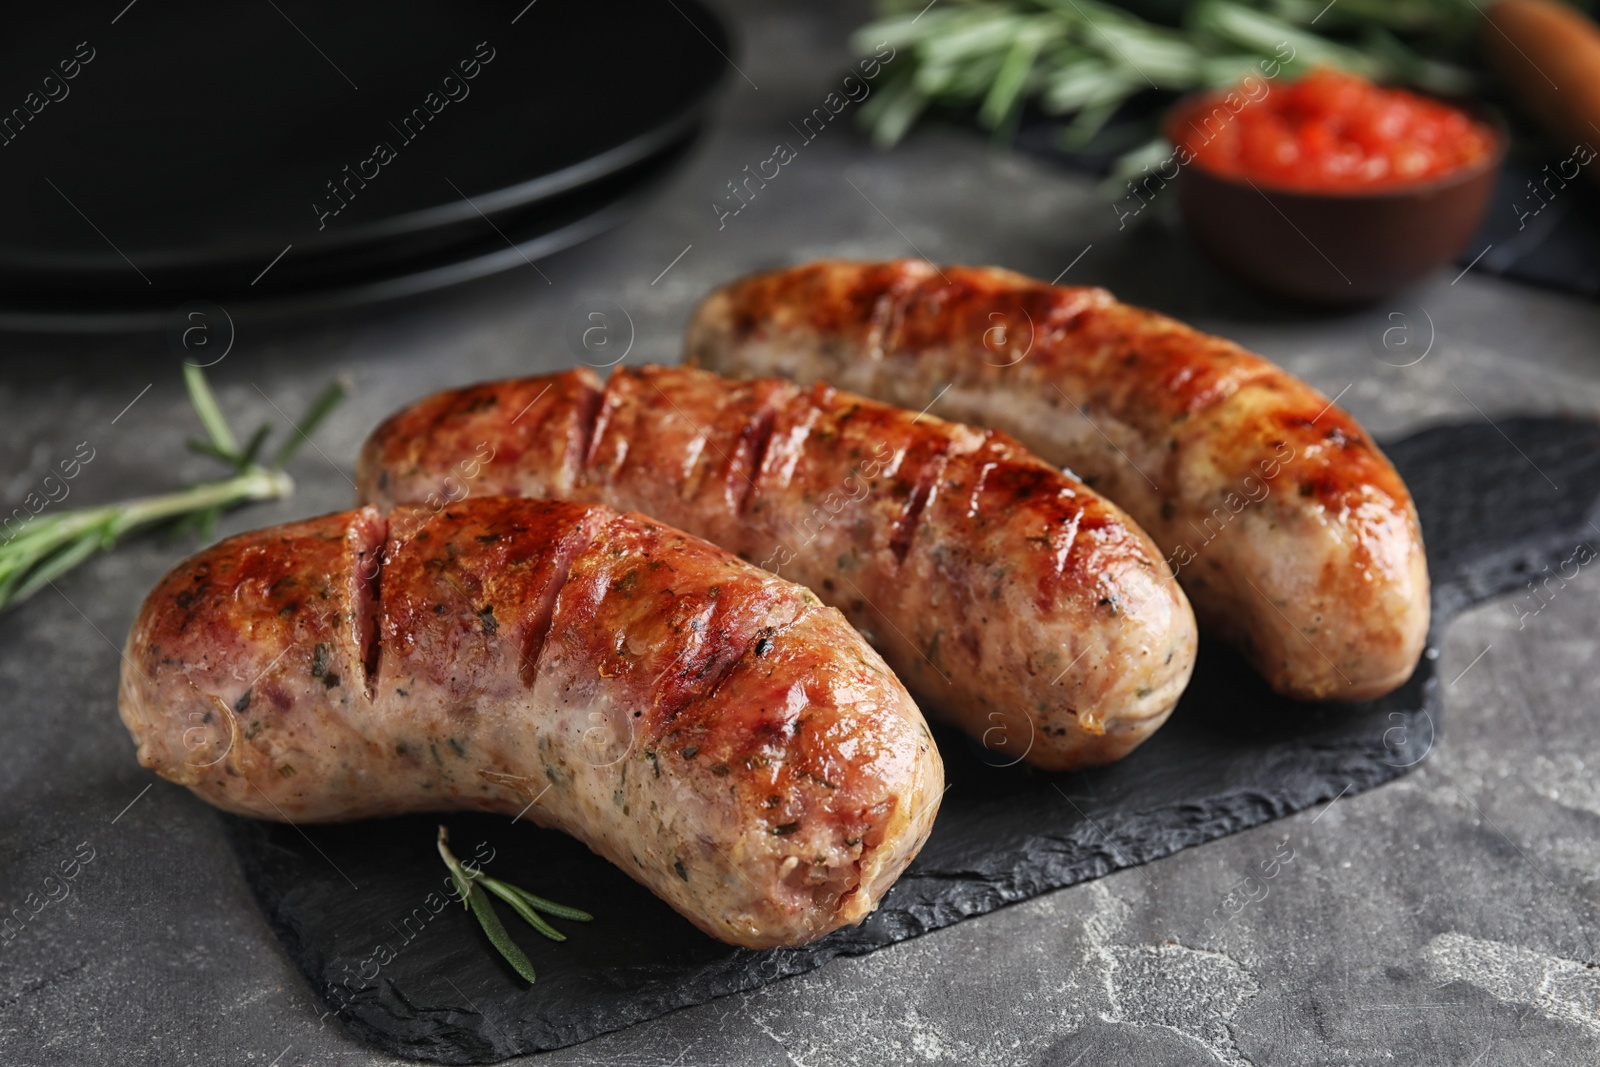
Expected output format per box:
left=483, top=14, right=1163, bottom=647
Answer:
left=1176, top=69, right=1497, bottom=192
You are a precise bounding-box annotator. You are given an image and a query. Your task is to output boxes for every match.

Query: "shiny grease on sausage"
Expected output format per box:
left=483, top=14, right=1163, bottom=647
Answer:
left=357, top=365, right=1198, bottom=771
left=118, top=498, right=942, bottom=948
left=687, top=260, right=1429, bottom=703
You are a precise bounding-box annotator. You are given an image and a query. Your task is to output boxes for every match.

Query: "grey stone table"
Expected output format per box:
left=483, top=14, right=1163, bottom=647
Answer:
left=3, top=3, right=1598, bottom=1064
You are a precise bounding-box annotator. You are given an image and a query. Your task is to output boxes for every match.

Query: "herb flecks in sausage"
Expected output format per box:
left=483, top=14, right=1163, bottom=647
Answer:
left=356, top=364, right=1198, bottom=771
left=117, top=499, right=943, bottom=949
left=686, top=259, right=1428, bottom=704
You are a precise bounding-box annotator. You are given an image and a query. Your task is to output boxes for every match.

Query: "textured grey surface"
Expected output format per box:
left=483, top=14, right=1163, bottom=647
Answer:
left=2, top=2, right=1599, bottom=1064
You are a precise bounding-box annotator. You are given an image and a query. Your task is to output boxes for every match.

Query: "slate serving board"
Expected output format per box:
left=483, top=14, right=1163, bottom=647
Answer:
left=223, top=415, right=1600, bottom=1063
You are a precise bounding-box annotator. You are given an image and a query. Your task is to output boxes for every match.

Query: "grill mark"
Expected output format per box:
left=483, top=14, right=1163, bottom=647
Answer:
left=350, top=508, right=389, bottom=703
left=570, top=376, right=607, bottom=485
left=576, top=371, right=624, bottom=479
left=735, top=402, right=779, bottom=513
left=966, top=455, right=999, bottom=518
left=877, top=263, right=938, bottom=370
left=767, top=400, right=820, bottom=494
left=519, top=509, right=606, bottom=689
left=675, top=429, right=711, bottom=504
left=888, top=441, right=952, bottom=566
left=662, top=608, right=803, bottom=733
left=651, top=625, right=748, bottom=731
left=864, top=272, right=903, bottom=365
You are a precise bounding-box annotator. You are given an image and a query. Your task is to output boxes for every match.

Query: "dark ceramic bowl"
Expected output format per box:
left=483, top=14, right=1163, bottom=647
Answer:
left=1164, top=93, right=1506, bottom=305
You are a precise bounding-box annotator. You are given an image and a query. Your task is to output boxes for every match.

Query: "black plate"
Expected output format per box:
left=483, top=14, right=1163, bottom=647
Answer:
left=0, top=0, right=727, bottom=293
left=0, top=129, right=700, bottom=333
left=224, top=415, right=1600, bottom=1063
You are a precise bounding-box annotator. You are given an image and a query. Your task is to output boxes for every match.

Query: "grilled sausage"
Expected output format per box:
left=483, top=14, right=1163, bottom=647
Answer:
left=117, top=498, right=942, bottom=949
left=687, top=260, right=1429, bottom=702
left=356, top=365, right=1198, bottom=771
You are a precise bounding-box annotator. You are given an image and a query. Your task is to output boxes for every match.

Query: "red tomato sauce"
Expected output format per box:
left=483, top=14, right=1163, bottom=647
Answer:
left=1175, top=69, right=1497, bottom=191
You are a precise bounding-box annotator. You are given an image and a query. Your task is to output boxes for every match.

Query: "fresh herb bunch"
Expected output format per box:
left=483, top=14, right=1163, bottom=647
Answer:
left=0, top=364, right=346, bottom=613
left=854, top=0, right=1486, bottom=150
left=438, top=826, right=593, bottom=983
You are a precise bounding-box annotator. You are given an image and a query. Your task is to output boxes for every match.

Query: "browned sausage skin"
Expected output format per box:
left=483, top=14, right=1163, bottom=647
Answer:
left=686, top=260, right=1430, bottom=703
left=357, top=365, right=1197, bottom=772
left=118, top=498, right=942, bottom=949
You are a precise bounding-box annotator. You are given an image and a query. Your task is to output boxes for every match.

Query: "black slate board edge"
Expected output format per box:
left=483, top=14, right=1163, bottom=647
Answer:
left=250, top=769, right=1415, bottom=1065
left=220, top=415, right=1600, bottom=1063
left=1393, top=415, right=1600, bottom=621
left=867, top=745, right=1425, bottom=926
left=1434, top=530, right=1597, bottom=621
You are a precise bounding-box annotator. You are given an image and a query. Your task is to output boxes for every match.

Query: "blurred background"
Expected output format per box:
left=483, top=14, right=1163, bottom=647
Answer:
left=2, top=0, right=1597, bottom=329
left=4, top=2, right=1600, bottom=1065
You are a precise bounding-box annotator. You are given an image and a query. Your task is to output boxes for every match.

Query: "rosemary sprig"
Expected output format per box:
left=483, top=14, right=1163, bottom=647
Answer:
left=0, top=365, right=347, bottom=613
left=854, top=0, right=1484, bottom=150
left=437, top=826, right=593, bottom=984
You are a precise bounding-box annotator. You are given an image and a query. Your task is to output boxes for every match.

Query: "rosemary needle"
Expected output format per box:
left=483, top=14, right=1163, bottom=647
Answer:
left=437, top=826, right=593, bottom=985
left=489, top=882, right=594, bottom=925
left=447, top=860, right=540, bottom=984
left=0, top=366, right=346, bottom=613
left=479, top=879, right=569, bottom=943
left=853, top=0, right=1481, bottom=156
